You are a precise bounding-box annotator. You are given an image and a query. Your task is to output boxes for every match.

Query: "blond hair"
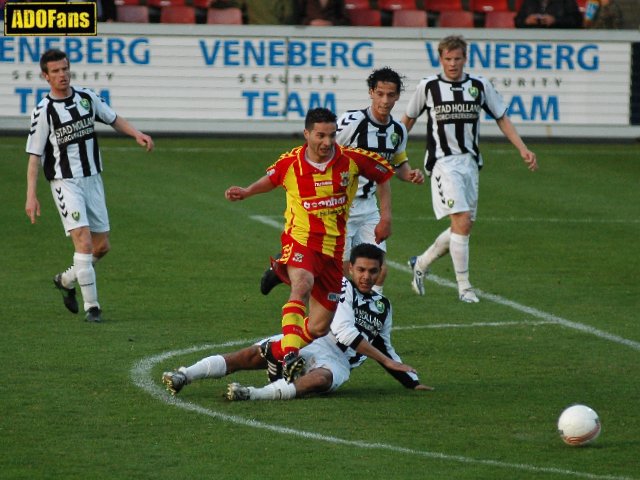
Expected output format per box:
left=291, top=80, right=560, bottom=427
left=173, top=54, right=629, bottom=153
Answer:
left=438, top=36, right=467, bottom=58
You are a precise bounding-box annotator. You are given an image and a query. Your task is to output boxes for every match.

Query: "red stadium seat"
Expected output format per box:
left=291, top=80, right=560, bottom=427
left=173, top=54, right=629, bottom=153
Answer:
left=437, top=10, right=474, bottom=27
left=117, top=4, right=150, bottom=22
left=392, top=9, right=427, bottom=27
left=207, top=7, right=242, bottom=24
left=484, top=10, right=516, bottom=27
left=423, top=0, right=463, bottom=12
left=160, top=5, right=196, bottom=22
left=346, top=8, right=382, bottom=26
left=470, top=0, right=510, bottom=12
left=344, top=0, right=371, bottom=10
left=378, top=0, right=417, bottom=11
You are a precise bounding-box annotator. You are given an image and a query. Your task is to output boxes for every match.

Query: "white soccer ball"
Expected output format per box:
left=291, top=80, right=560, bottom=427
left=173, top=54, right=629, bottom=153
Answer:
left=557, top=404, right=601, bottom=446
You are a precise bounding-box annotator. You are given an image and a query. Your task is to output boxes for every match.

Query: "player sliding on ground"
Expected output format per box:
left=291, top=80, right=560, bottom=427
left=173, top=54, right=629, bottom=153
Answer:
left=224, top=108, right=394, bottom=383
left=162, top=243, right=433, bottom=400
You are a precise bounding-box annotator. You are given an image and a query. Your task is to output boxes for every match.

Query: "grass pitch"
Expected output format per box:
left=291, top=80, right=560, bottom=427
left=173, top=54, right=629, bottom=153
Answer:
left=1, top=135, right=639, bottom=479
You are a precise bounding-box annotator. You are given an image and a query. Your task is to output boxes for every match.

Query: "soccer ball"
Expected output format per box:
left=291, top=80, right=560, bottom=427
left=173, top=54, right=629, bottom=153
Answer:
left=557, top=404, right=601, bottom=446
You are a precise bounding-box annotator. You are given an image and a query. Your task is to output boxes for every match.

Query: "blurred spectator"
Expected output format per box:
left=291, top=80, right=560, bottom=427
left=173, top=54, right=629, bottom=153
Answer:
left=99, top=0, right=116, bottom=22
left=515, top=0, right=582, bottom=28
left=296, top=0, right=349, bottom=26
left=241, top=0, right=297, bottom=24
left=584, top=0, right=623, bottom=28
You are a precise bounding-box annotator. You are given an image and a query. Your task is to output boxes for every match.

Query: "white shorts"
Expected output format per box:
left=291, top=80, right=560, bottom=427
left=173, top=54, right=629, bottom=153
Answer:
left=50, top=175, right=110, bottom=236
left=344, top=198, right=387, bottom=262
left=430, top=153, right=479, bottom=221
left=257, top=334, right=350, bottom=392
left=299, top=335, right=351, bottom=392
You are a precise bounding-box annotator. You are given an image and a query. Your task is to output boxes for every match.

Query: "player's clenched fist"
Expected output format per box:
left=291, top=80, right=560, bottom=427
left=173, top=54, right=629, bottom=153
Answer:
left=225, top=186, right=247, bottom=201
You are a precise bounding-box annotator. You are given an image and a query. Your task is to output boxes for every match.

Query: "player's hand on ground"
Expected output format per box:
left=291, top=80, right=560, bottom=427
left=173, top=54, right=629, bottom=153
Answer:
left=414, top=384, right=435, bottom=391
left=25, top=197, right=40, bottom=224
left=385, top=358, right=416, bottom=374
left=225, top=186, right=247, bottom=201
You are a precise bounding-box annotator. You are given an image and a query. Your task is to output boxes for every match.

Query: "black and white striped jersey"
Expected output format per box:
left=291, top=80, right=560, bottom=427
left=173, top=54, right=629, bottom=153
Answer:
left=336, top=107, right=408, bottom=199
left=26, top=87, right=117, bottom=181
left=405, top=73, right=508, bottom=174
left=329, top=277, right=420, bottom=389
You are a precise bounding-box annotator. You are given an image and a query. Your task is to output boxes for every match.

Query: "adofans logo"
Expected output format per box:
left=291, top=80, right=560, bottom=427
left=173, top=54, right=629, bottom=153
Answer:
left=4, top=2, right=97, bottom=36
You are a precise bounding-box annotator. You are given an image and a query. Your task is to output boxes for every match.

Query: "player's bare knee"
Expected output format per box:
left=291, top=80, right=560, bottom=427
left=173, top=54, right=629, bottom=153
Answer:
left=310, top=369, right=333, bottom=392
left=307, top=321, right=330, bottom=339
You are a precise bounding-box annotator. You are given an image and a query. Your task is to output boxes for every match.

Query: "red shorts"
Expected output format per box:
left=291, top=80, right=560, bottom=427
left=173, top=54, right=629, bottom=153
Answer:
left=273, top=233, right=342, bottom=311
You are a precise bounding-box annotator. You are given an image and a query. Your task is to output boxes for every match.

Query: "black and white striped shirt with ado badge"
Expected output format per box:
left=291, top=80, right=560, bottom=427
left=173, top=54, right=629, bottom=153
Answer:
left=329, top=277, right=420, bottom=389
left=336, top=107, right=408, bottom=199
left=405, top=73, right=508, bottom=174
left=26, top=87, right=117, bottom=181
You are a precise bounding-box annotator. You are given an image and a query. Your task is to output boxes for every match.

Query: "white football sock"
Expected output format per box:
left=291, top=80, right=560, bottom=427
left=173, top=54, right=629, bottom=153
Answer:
left=449, top=232, right=471, bottom=291
left=61, top=256, right=99, bottom=288
left=249, top=379, right=297, bottom=401
left=185, top=355, right=227, bottom=381
left=417, top=227, right=451, bottom=272
left=61, top=265, right=76, bottom=288
left=74, top=252, right=99, bottom=311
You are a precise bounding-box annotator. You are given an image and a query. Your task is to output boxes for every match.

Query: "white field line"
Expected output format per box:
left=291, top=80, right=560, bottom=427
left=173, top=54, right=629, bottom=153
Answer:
left=252, top=214, right=640, bottom=353
left=131, top=342, right=635, bottom=480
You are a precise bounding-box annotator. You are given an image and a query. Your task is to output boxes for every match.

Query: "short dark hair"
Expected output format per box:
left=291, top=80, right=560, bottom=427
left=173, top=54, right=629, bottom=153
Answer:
left=305, top=108, right=337, bottom=131
left=367, top=67, right=404, bottom=94
left=438, top=35, right=467, bottom=58
left=40, top=49, right=68, bottom=73
left=349, top=243, right=385, bottom=267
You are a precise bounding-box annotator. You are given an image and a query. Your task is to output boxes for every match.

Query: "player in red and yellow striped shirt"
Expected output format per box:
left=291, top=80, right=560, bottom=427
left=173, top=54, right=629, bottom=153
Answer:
left=225, top=108, right=394, bottom=381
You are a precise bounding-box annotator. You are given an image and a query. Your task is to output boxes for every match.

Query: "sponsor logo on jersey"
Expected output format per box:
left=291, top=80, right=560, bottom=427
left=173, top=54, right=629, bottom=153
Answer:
left=315, top=180, right=333, bottom=187
left=54, top=117, right=95, bottom=147
left=302, top=194, right=347, bottom=212
left=4, top=2, right=97, bottom=36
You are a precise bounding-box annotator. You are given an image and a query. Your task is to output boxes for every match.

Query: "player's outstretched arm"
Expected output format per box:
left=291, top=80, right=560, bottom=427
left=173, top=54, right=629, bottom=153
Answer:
left=354, top=337, right=414, bottom=373
left=111, top=116, right=154, bottom=152
left=225, top=175, right=276, bottom=201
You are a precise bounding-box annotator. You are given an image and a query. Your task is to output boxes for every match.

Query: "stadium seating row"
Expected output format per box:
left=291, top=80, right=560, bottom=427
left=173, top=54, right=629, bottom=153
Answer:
left=115, top=0, right=590, bottom=26
left=117, top=4, right=242, bottom=24
left=116, top=5, right=515, bottom=28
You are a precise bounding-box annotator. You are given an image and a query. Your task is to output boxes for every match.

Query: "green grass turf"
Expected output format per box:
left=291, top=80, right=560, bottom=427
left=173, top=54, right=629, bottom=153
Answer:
left=1, top=135, right=639, bottom=479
